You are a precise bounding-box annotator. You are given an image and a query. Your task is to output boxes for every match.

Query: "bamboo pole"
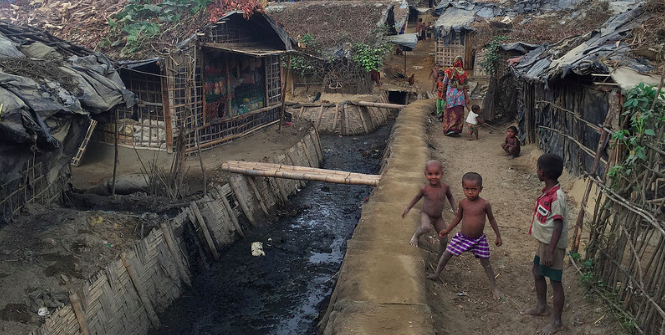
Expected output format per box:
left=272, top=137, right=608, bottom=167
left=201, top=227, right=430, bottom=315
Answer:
left=279, top=54, right=291, bottom=131
left=229, top=179, right=256, bottom=226
left=307, top=129, right=322, bottom=166
left=247, top=176, right=269, bottom=215
left=316, top=105, right=325, bottom=129
left=356, top=106, right=369, bottom=133
left=121, top=253, right=161, bottom=328
left=160, top=222, right=191, bottom=286
left=112, top=108, right=119, bottom=196
left=571, top=96, right=616, bottom=253
left=191, top=201, right=220, bottom=260
left=69, top=292, right=90, bottom=335
left=215, top=185, right=244, bottom=238
left=220, top=164, right=380, bottom=186
left=223, top=160, right=381, bottom=176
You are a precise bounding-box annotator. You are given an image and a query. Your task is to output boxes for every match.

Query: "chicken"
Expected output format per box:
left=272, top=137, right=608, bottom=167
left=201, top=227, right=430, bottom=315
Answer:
left=407, top=73, right=415, bottom=86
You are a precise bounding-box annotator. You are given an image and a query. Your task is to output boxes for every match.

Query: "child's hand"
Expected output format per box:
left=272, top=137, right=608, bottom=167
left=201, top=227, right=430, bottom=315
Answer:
left=438, top=230, right=449, bottom=238
left=402, top=208, right=409, bottom=218
left=495, top=236, right=503, bottom=247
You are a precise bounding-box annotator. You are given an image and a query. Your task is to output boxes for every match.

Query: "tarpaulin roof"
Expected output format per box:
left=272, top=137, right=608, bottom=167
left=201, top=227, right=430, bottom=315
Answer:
left=0, top=21, right=134, bottom=190
left=389, top=33, right=418, bottom=51
left=511, top=7, right=654, bottom=88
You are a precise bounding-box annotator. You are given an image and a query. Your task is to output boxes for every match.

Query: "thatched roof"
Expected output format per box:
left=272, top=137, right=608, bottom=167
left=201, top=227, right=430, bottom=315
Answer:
left=267, top=1, right=398, bottom=55
left=0, top=0, right=264, bottom=60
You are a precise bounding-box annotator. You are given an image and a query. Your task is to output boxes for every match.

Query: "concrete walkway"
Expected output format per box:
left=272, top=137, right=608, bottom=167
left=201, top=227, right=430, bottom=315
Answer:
left=319, top=100, right=436, bottom=335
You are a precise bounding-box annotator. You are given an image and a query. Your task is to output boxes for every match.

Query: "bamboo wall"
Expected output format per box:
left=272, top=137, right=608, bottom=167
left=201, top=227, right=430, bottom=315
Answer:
left=28, top=127, right=323, bottom=335
left=287, top=94, right=393, bottom=135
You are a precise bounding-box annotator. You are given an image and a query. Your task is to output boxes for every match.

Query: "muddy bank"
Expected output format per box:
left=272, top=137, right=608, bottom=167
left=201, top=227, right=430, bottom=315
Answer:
left=319, top=99, right=436, bottom=335
left=151, top=124, right=392, bottom=334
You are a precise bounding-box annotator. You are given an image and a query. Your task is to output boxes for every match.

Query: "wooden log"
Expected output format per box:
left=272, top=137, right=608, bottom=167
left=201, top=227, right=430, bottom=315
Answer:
left=216, top=185, right=244, bottom=238
left=356, top=106, right=370, bottom=133
left=69, top=292, right=90, bottom=335
left=350, top=101, right=405, bottom=109
left=247, top=176, right=269, bottom=215
left=160, top=222, right=191, bottom=286
left=571, top=94, right=616, bottom=253
left=316, top=105, right=325, bottom=129
left=332, top=103, right=340, bottom=134
left=220, top=164, right=380, bottom=186
left=191, top=201, right=220, bottom=260
left=300, top=141, right=315, bottom=168
left=229, top=180, right=257, bottom=226
left=312, top=127, right=324, bottom=165
left=121, top=253, right=161, bottom=328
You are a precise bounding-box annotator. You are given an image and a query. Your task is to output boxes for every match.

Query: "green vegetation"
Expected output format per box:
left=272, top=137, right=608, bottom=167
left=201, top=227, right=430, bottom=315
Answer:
left=607, top=83, right=665, bottom=186
left=350, top=42, right=389, bottom=72
left=99, top=0, right=211, bottom=57
left=479, top=36, right=509, bottom=77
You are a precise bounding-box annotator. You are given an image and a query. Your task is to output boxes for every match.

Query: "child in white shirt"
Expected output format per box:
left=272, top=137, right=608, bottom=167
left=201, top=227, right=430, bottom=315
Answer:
left=466, top=105, right=487, bottom=140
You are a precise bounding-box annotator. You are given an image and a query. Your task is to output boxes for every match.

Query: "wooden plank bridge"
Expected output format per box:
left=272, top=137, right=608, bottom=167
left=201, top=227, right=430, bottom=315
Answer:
left=220, top=161, right=381, bottom=186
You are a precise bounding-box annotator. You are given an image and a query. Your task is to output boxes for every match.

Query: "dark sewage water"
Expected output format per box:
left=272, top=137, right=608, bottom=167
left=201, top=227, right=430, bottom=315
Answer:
left=151, top=122, right=393, bottom=335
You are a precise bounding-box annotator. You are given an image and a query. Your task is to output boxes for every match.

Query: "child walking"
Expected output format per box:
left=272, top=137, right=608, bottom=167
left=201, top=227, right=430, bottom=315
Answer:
left=435, top=72, right=445, bottom=121
left=501, top=126, right=521, bottom=157
left=521, top=153, right=568, bottom=335
left=427, top=172, right=504, bottom=300
left=466, top=104, right=487, bottom=141
left=402, top=160, right=457, bottom=263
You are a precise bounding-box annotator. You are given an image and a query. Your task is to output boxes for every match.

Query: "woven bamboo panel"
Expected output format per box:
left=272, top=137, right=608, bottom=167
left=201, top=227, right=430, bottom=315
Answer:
left=272, top=153, right=300, bottom=196
left=229, top=173, right=260, bottom=220
left=288, top=100, right=391, bottom=135
left=198, top=195, right=238, bottom=246
left=435, top=40, right=466, bottom=68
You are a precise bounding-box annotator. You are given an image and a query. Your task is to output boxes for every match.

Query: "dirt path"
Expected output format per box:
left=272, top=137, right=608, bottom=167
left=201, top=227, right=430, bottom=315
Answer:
left=422, top=123, right=625, bottom=334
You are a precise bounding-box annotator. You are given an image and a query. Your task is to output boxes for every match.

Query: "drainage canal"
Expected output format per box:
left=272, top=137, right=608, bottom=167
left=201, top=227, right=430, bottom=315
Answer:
left=151, top=121, right=393, bottom=335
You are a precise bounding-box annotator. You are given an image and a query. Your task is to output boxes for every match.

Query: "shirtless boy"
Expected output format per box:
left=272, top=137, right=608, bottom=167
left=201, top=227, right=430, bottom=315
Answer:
left=501, top=126, right=521, bottom=158
left=402, top=160, right=457, bottom=263
left=427, top=172, right=504, bottom=300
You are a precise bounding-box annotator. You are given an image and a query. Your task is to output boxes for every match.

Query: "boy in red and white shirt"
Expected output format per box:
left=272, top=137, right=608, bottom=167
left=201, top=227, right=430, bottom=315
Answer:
left=522, top=153, right=568, bottom=335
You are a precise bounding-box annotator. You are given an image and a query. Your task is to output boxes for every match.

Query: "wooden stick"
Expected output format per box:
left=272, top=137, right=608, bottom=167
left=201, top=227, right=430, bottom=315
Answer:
left=247, top=176, right=269, bottom=215
left=216, top=185, right=244, bottom=238
left=191, top=201, right=220, bottom=260
left=316, top=105, right=325, bottom=129
left=350, top=101, right=405, bottom=109
left=285, top=150, right=307, bottom=188
left=357, top=106, right=369, bottom=133
left=121, top=253, right=161, bottom=328
left=69, top=292, right=90, bottom=335
left=279, top=54, right=291, bottom=131
left=160, top=222, right=191, bottom=286
left=229, top=179, right=256, bottom=226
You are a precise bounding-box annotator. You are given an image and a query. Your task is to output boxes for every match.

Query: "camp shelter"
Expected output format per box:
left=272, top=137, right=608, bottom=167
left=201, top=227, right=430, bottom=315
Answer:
left=505, top=6, right=658, bottom=176
left=433, top=2, right=486, bottom=68
left=94, top=10, right=295, bottom=153
left=0, top=21, right=135, bottom=223
left=268, top=1, right=407, bottom=94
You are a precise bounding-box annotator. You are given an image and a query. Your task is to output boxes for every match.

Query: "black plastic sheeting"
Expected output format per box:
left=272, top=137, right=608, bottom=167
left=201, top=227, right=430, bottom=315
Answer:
left=511, top=7, right=652, bottom=86
left=0, top=22, right=134, bottom=222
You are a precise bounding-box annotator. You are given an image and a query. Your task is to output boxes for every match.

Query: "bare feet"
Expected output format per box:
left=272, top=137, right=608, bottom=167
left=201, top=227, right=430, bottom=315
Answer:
left=426, top=273, right=441, bottom=280
left=521, top=306, right=551, bottom=317
left=410, top=236, right=419, bottom=247
left=491, top=286, right=504, bottom=300
left=538, top=320, right=564, bottom=335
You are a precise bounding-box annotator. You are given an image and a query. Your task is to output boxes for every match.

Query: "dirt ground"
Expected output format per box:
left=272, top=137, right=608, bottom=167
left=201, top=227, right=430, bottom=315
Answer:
left=391, top=29, right=625, bottom=334
left=423, top=126, right=625, bottom=334
left=0, top=123, right=313, bottom=334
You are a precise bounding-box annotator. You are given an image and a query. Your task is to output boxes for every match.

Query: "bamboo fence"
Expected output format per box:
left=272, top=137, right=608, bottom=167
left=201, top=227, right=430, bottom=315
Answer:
left=580, top=79, right=665, bottom=334
left=27, top=127, right=323, bottom=335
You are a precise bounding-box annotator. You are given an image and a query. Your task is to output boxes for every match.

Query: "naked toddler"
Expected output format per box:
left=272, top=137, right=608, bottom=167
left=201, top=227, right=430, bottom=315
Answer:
left=402, top=160, right=457, bottom=263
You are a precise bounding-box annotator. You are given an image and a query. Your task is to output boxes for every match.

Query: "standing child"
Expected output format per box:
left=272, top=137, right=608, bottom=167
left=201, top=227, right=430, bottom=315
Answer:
left=501, top=126, right=521, bottom=157
left=427, top=172, right=504, bottom=300
left=417, top=18, right=426, bottom=41
left=402, top=160, right=457, bottom=264
left=522, top=153, right=567, bottom=335
left=429, top=63, right=440, bottom=94
left=466, top=104, right=487, bottom=141
left=436, top=72, right=445, bottom=121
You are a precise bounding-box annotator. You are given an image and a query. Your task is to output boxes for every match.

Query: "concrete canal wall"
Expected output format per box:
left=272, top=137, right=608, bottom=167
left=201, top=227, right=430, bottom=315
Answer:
left=319, top=99, right=436, bottom=335
left=30, top=128, right=323, bottom=335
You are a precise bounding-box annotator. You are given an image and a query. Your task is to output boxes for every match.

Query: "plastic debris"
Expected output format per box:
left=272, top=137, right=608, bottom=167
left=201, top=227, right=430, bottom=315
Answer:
left=251, top=242, right=265, bottom=256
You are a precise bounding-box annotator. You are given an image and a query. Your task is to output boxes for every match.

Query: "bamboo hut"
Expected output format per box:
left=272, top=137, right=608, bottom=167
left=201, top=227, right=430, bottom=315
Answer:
left=91, top=11, right=295, bottom=153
